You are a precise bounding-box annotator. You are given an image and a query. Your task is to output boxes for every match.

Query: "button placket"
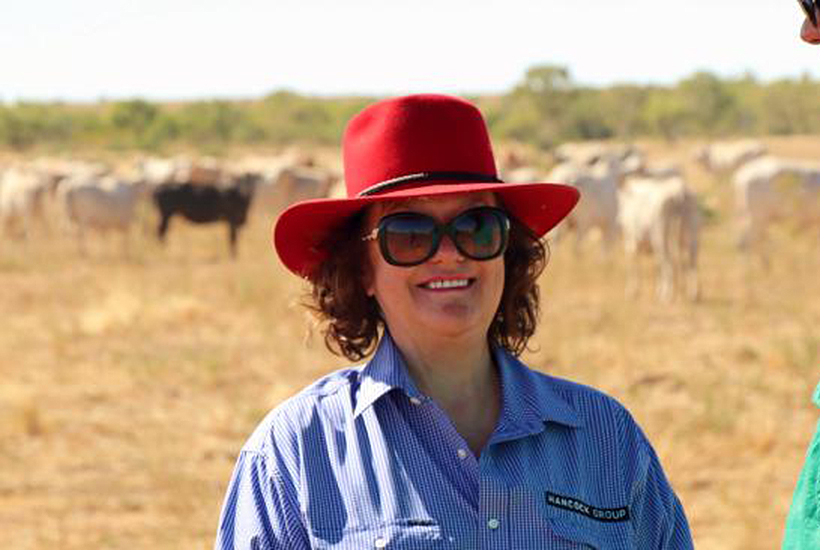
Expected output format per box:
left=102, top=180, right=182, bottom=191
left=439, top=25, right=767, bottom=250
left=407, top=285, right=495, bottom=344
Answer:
left=478, top=457, right=508, bottom=547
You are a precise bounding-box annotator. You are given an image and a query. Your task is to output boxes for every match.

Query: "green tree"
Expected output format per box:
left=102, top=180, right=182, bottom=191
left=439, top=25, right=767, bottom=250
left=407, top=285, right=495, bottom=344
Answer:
left=504, top=64, right=576, bottom=147
left=641, top=89, right=689, bottom=141
left=110, top=99, right=159, bottom=133
left=677, top=71, right=736, bottom=135
left=760, top=75, right=820, bottom=134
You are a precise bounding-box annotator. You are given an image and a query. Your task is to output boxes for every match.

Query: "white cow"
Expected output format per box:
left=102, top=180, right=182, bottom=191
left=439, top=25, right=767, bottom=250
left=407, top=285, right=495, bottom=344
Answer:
left=252, top=165, right=335, bottom=220
left=554, top=141, right=636, bottom=167
left=618, top=175, right=700, bottom=302
left=0, top=166, right=53, bottom=238
left=695, top=139, right=766, bottom=173
left=502, top=165, right=545, bottom=184
left=327, top=178, right=348, bottom=199
left=639, top=161, right=683, bottom=179
left=548, top=157, right=628, bottom=254
left=138, top=156, right=224, bottom=186
left=139, top=157, right=181, bottom=186
left=60, top=175, right=148, bottom=254
left=176, top=156, right=223, bottom=185
left=626, top=153, right=683, bottom=179
left=733, top=155, right=820, bottom=265
left=39, top=158, right=109, bottom=181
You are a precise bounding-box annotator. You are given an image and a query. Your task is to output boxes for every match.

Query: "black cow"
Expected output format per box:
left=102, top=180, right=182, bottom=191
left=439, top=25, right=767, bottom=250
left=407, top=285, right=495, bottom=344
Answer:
left=152, top=174, right=259, bottom=257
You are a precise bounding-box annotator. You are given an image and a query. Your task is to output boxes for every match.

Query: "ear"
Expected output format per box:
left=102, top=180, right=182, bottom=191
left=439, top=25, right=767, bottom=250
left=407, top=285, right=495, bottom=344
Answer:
left=359, top=205, right=379, bottom=297
left=361, top=248, right=376, bottom=297
left=364, top=272, right=375, bottom=297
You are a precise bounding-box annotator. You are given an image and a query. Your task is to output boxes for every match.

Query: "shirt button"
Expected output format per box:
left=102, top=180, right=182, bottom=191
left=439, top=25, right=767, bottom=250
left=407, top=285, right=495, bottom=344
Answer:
left=457, top=448, right=469, bottom=459
left=487, top=518, right=500, bottom=530
left=374, top=536, right=388, bottom=548
left=409, top=397, right=422, bottom=406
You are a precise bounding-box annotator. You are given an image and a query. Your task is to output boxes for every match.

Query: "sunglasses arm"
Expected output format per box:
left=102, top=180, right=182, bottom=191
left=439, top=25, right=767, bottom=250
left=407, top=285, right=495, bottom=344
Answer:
left=362, top=227, right=379, bottom=242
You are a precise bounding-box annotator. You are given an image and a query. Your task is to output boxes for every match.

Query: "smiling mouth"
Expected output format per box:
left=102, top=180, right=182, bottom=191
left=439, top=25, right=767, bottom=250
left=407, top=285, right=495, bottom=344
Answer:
left=419, top=278, right=474, bottom=290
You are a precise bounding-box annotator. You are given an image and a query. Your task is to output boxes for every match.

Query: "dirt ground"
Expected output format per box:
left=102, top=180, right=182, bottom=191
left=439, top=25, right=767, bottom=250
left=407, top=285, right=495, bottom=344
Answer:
left=1, top=136, right=819, bottom=549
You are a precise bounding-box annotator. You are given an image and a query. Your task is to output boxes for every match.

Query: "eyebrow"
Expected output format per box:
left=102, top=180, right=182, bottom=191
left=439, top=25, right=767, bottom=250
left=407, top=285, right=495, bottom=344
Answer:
left=379, top=194, right=497, bottom=216
left=379, top=198, right=419, bottom=215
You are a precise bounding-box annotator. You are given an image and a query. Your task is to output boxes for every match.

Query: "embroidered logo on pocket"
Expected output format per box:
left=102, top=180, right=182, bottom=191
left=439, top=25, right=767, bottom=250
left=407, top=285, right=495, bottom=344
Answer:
left=545, top=492, right=630, bottom=523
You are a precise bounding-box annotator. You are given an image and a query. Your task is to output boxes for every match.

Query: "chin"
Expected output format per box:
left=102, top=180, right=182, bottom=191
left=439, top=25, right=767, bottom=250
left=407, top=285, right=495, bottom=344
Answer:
left=419, top=312, right=490, bottom=339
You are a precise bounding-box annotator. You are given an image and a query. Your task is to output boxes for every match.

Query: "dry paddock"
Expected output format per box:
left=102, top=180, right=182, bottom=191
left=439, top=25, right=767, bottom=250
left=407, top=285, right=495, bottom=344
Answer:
left=1, top=137, right=819, bottom=549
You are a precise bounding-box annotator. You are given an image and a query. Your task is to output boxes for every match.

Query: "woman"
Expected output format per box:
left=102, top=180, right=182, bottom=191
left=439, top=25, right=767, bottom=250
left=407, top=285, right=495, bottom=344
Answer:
left=782, top=11, right=820, bottom=548
left=215, top=94, right=693, bottom=548
left=782, top=382, right=820, bottom=549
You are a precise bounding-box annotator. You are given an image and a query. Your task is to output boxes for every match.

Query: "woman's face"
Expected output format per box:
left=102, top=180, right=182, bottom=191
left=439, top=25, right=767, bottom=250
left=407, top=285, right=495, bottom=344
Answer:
left=364, top=192, right=506, bottom=342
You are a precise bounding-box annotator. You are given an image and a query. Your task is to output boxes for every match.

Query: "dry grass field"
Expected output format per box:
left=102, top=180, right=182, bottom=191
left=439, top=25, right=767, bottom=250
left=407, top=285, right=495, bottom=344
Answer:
left=2, top=136, right=819, bottom=549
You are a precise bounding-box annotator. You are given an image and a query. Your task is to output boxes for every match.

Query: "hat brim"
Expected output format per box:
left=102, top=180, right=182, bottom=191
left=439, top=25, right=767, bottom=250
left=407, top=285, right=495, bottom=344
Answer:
left=273, top=180, right=579, bottom=278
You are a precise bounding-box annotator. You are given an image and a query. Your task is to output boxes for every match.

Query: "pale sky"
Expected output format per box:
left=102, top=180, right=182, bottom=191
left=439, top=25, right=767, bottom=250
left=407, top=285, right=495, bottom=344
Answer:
left=2, top=0, right=817, bottom=102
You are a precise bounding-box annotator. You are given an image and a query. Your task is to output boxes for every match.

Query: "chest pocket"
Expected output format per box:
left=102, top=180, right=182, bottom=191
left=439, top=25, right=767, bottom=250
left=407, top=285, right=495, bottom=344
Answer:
left=547, top=517, right=632, bottom=550
left=536, top=491, right=633, bottom=549
left=308, top=519, right=457, bottom=549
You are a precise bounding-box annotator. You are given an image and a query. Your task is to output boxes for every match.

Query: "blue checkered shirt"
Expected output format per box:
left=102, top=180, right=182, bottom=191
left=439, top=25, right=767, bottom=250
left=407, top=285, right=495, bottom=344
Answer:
left=215, top=333, right=693, bottom=549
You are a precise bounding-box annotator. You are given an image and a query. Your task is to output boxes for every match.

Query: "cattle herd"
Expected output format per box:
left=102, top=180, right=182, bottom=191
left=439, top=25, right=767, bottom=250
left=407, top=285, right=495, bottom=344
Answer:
left=1, top=140, right=819, bottom=301
left=0, top=153, right=336, bottom=257
left=505, top=138, right=820, bottom=301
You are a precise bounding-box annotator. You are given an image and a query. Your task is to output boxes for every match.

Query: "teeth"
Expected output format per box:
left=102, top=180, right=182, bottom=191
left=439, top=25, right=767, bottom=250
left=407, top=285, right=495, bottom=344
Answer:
left=424, top=279, right=470, bottom=290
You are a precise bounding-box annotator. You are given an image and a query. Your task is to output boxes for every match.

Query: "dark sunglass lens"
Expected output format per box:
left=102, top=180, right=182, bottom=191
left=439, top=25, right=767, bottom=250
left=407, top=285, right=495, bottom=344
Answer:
left=452, top=209, right=505, bottom=259
left=381, top=215, right=436, bottom=265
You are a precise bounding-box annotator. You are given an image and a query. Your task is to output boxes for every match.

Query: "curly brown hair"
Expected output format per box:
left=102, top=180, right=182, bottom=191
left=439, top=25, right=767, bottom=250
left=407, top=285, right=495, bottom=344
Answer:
left=304, top=206, right=548, bottom=361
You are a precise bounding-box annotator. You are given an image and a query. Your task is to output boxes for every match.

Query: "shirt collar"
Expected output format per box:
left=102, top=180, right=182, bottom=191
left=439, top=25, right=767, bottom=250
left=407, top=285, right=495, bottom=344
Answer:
left=492, top=345, right=584, bottom=439
left=353, top=332, right=584, bottom=433
left=353, top=331, right=425, bottom=418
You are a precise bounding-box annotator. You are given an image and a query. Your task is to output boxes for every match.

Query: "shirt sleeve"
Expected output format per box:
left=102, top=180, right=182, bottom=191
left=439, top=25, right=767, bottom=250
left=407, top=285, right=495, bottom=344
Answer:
left=630, top=442, right=694, bottom=549
left=621, top=409, right=693, bottom=550
left=214, top=450, right=310, bottom=550
left=782, top=418, right=820, bottom=549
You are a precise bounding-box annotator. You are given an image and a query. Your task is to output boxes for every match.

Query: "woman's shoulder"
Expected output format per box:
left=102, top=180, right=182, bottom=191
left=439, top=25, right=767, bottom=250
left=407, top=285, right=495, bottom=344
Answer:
left=508, top=355, right=633, bottom=417
left=510, top=361, right=661, bottom=481
left=550, top=375, right=639, bottom=425
left=240, top=364, right=367, bottom=457
left=512, top=360, right=649, bottom=444
left=534, top=370, right=630, bottom=414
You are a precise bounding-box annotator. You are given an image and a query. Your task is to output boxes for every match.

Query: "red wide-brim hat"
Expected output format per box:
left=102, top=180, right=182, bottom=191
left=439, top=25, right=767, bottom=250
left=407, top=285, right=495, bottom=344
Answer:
left=273, top=94, right=579, bottom=278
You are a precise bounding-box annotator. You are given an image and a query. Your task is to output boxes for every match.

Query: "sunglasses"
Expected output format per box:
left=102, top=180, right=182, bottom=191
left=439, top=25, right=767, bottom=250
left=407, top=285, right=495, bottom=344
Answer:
left=799, top=0, right=818, bottom=27
left=362, top=206, right=511, bottom=267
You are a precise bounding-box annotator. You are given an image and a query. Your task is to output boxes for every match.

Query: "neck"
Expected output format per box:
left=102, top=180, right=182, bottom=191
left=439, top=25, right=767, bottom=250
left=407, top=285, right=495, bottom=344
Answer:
left=391, top=330, right=491, bottom=392
left=390, top=330, right=501, bottom=454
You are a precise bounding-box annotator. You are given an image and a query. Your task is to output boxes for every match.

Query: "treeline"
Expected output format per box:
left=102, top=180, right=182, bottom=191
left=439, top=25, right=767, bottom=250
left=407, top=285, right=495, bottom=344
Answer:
left=2, top=65, right=819, bottom=153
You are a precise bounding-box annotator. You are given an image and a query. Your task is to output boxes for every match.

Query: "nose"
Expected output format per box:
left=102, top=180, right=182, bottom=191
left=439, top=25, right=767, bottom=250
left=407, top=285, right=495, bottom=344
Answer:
left=429, top=233, right=465, bottom=264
